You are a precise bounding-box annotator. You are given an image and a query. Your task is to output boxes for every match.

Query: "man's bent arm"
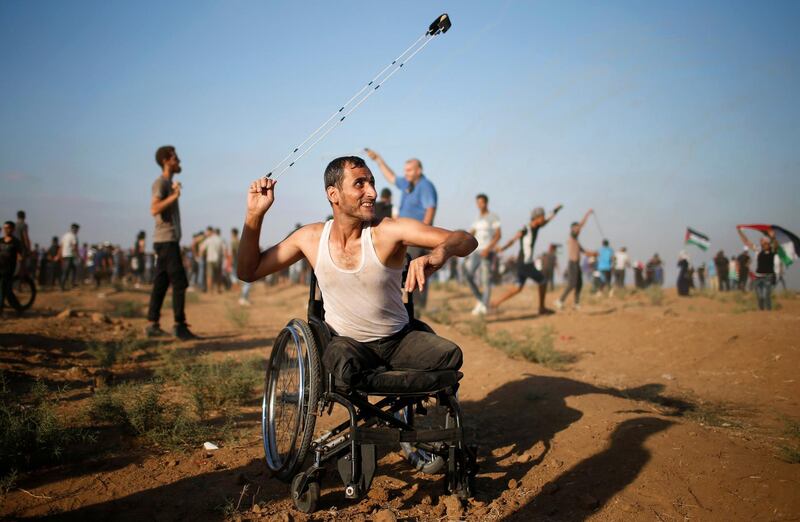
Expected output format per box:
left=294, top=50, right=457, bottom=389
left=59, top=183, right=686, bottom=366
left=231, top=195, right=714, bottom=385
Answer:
left=151, top=193, right=179, bottom=216
left=238, top=213, right=305, bottom=282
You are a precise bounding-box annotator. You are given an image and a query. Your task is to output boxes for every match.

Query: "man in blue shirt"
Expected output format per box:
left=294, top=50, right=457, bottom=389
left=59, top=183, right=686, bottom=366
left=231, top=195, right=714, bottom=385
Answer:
left=597, top=239, right=614, bottom=292
left=365, top=148, right=437, bottom=314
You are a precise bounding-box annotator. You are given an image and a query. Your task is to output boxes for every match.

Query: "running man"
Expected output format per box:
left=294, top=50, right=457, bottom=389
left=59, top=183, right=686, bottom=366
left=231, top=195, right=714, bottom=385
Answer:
left=491, top=205, right=562, bottom=315
left=555, top=209, right=596, bottom=310
left=466, top=194, right=501, bottom=315
left=146, top=145, right=197, bottom=340
left=364, top=148, right=437, bottom=315
left=237, top=156, right=476, bottom=388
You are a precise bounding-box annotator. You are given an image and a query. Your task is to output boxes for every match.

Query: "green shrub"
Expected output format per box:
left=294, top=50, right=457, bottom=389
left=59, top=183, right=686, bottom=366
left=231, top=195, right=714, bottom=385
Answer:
left=0, top=373, right=94, bottom=475
left=487, top=325, right=574, bottom=370
left=88, top=382, right=209, bottom=449
left=645, top=286, right=664, bottom=306
left=183, top=359, right=261, bottom=419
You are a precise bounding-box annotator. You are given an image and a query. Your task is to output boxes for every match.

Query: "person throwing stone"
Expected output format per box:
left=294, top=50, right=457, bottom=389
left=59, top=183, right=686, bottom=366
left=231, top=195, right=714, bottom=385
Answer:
left=237, top=156, right=476, bottom=389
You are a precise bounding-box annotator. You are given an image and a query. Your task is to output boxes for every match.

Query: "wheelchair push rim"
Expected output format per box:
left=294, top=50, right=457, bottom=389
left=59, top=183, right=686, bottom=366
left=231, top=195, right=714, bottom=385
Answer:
left=262, top=319, right=320, bottom=478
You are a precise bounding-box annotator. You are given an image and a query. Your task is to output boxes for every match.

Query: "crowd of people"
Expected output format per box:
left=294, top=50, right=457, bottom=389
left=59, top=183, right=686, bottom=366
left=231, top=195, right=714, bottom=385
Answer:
left=2, top=146, right=789, bottom=323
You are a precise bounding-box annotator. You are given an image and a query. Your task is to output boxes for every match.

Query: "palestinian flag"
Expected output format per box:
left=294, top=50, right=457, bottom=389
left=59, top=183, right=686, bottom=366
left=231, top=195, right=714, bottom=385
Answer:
left=685, top=227, right=710, bottom=251
left=738, top=224, right=800, bottom=267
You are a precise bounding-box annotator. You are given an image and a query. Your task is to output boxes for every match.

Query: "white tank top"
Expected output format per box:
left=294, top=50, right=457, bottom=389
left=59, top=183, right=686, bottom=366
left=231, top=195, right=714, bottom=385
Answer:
left=315, top=220, right=409, bottom=342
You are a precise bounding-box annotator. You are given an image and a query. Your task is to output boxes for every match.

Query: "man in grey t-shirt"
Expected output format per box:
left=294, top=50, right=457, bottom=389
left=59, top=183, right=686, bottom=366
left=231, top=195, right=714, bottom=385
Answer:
left=146, top=145, right=197, bottom=340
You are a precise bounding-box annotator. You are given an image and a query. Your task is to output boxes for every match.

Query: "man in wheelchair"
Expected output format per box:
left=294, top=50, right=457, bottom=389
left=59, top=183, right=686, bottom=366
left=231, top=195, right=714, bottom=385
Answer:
left=238, top=156, right=478, bottom=512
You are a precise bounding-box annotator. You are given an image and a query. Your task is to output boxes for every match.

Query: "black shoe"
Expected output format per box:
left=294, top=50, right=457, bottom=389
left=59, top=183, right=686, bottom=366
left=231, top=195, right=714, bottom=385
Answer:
left=174, top=323, right=199, bottom=341
left=145, top=323, right=169, bottom=338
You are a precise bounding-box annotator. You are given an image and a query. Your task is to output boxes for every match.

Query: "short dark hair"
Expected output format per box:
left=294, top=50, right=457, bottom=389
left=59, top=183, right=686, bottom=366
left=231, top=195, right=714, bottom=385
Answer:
left=602, top=239, right=609, bottom=246
left=71, top=223, right=80, bottom=230
left=231, top=227, right=239, bottom=235
left=17, top=210, right=25, bottom=219
left=476, top=193, right=488, bottom=203
left=380, top=188, right=392, bottom=199
left=324, top=156, right=367, bottom=189
left=155, top=145, right=176, bottom=168
left=4, top=221, right=15, bottom=229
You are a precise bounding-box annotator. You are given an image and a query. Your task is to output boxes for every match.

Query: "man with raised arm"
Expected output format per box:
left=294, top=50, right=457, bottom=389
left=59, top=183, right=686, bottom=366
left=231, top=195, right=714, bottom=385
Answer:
left=238, top=156, right=476, bottom=388
left=364, top=148, right=437, bottom=316
left=491, top=205, right=562, bottom=315
left=555, top=209, right=596, bottom=311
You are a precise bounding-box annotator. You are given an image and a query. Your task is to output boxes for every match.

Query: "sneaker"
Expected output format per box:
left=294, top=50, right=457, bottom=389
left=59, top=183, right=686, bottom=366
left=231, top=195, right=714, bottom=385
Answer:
left=539, top=307, right=555, bottom=315
left=470, top=302, right=483, bottom=316
left=174, top=323, right=199, bottom=341
left=238, top=297, right=251, bottom=306
left=145, top=323, right=169, bottom=338
left=554, top=299, right=564, bottom=311
left=574, top=303, right=581, bottom=311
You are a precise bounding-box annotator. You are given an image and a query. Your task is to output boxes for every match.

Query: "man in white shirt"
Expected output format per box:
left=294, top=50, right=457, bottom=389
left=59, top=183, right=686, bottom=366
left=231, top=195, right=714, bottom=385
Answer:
left=200, top=227, right=225, bottom=293
left=466, top=194, right=501, bottom=315
left=59, top=223, right=80, bottom=290
left=613, top=246, right=630, bottom=288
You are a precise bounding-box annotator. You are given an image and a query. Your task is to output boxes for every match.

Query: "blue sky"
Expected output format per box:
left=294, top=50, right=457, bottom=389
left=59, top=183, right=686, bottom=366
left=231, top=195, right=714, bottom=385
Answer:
left=2, top=1, right=799, bottom=286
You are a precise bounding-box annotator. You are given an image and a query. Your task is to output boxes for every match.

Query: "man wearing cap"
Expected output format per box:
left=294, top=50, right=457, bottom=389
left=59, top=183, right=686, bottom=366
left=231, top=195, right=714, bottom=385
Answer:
left=491, top=205, right=562, bottom=314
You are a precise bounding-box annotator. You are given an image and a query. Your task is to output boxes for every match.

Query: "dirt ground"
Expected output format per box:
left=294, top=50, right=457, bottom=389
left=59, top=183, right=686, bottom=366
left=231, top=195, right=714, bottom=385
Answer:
left=1, top=281, right=799, bottom=521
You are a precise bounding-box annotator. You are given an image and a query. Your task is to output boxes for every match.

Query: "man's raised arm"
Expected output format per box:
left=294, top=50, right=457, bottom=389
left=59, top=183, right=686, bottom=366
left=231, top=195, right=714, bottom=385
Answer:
left=364, top=148, right=397, bottom=186
left=237, top=178, right=305, bottom=282
left=576, top=208, right=593, bottom=233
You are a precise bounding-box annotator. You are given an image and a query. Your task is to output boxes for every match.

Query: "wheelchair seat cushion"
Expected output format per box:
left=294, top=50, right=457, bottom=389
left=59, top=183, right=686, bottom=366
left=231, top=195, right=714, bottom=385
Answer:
left=355, top=369, right=463, bottom=395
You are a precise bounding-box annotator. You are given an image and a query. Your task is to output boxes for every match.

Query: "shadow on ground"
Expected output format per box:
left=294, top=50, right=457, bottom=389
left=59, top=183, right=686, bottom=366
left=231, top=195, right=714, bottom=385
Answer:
left=28, top=373, right=689, bottom=520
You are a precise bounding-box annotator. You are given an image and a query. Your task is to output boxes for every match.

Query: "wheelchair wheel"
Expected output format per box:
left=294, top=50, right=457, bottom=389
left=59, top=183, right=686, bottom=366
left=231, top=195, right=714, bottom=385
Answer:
left=398, top=401, right=451, bottom=475
left=262, top=319, right=321, bottom=481
left=291, top=473, right=320, bottom=513
left=11, top=275, right=36, bottom=312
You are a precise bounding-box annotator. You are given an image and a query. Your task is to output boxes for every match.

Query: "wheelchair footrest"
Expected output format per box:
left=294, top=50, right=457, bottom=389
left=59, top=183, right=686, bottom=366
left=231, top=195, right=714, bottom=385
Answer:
left=353, top=426, right=462, bottom=445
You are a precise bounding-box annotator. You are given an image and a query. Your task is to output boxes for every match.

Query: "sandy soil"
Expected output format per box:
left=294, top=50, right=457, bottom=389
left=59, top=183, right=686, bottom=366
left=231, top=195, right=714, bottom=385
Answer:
left=1, top=281, right=799, bottom=521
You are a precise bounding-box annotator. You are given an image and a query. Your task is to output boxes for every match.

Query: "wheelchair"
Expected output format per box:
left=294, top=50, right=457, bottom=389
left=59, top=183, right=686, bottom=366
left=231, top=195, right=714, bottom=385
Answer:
left=261, top=269, right=477, bottom=513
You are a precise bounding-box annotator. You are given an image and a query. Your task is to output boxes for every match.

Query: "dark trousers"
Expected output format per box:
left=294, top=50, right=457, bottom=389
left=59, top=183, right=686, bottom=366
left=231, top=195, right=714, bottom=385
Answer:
left=559, top=261, right=583, bottom=304
left=322, top=325, right=463, bottom=388
left=614, top=269, right=625, bottom=287
left=147, top=241, right=188, bottom=324
left=1, top=272, right=22, bottom=312
left=60, top=257, right=77, bottom=289
left=717, top=272, right=728, bottom=291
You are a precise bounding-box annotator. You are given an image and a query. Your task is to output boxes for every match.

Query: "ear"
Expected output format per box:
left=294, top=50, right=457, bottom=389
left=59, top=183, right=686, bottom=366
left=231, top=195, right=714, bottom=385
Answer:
left=326, top=186, right=339, bottom=206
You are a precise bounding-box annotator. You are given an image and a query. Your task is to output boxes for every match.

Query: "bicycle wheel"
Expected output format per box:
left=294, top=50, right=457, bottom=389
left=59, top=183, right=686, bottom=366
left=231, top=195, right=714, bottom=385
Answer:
left=11, top=275, right=36, bottom=312
left=262, top=319, right=321, bottom=481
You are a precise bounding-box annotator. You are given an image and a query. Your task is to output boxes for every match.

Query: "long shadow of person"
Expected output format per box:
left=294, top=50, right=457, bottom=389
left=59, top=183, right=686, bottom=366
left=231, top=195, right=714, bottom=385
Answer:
left=506, top=417, right=674, bottom=521
left=456, top=374, right=688, bottom=503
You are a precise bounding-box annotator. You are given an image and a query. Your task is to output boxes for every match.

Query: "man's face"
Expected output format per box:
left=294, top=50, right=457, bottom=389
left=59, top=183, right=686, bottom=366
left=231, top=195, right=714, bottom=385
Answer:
left=570, top=224, right=580, bottom=236
left=476, top=197, right=487, bottom=213
left=531, top=215, right=545, bottom=228
left=2, top=224, right=12, bottom=238
left=760, top=237, right=770, bottom=251
left=403, top=160, right=422, bottom=184
left=330, top=165, right=377, bottom=221
left=167, top=153, right=182, bottom=174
